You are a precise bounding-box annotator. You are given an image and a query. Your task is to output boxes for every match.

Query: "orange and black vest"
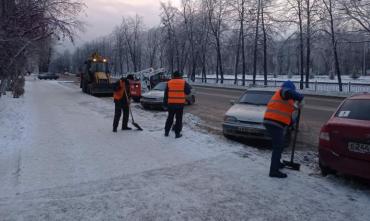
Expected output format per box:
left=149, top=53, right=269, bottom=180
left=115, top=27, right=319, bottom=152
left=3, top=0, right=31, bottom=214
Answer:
left=167, top=79, right=186, bottom=104
left=264, top=89, right=295, bottom=126
left=113, top=80, right=127, bottom=101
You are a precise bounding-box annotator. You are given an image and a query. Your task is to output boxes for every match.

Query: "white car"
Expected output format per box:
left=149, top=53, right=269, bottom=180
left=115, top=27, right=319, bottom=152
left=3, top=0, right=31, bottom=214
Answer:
left=223, top=88, right=296, bottom=143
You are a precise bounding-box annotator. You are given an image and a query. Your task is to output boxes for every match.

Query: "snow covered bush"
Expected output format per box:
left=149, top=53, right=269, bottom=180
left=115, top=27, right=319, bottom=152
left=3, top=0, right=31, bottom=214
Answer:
left=350, top=68, right=360, bottom=80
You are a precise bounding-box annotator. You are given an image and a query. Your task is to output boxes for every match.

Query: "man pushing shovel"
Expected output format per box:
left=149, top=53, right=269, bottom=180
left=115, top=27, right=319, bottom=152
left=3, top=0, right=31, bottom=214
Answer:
left=263, top=81, right=304, bottom=178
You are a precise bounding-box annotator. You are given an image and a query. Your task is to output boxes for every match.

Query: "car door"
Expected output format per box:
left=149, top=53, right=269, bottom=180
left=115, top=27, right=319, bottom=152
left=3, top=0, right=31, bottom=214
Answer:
left=329, top=98, right=370, bottom=161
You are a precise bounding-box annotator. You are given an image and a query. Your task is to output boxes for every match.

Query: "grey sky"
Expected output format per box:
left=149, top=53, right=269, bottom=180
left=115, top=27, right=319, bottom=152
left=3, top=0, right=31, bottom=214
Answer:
left=59, top=0, right=180, bottom=51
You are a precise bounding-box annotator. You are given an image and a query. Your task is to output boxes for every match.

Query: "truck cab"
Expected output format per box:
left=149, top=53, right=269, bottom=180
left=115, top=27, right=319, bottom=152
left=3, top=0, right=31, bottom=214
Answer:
left=81, top=53, right=113, bottom=96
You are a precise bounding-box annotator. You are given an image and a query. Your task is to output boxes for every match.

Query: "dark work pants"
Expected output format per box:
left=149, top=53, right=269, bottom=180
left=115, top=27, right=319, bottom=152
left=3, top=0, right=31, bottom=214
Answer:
left=265, top=124, right=286, bottom=173
left=165, top=108, right=184, bottom=135
left=113, top=102, right=129, bottom=130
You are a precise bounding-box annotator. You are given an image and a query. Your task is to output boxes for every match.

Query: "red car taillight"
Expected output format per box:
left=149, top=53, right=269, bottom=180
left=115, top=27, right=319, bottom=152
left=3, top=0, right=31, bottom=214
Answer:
left=319, top=131, right=330, bottom=142
left=319, top=125, right=332, bottom=148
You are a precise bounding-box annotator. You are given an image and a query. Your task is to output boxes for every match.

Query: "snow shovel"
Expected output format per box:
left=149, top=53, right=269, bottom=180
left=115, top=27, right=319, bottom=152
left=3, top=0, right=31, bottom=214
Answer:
left=124, top=88, right=143, bottom=131
left=283, top=108, right=302, bottom=171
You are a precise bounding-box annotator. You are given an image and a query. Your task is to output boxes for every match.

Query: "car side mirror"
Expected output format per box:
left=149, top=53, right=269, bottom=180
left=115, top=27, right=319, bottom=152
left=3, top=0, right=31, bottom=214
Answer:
left=230, top=100, right=235, bottom=105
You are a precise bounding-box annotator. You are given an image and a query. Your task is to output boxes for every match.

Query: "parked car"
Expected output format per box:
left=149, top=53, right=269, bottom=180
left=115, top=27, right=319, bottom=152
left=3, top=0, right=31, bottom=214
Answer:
left=318, top=93, right=370, bottom=180
left=140, top=82, right=196, bottom=110
left=223, top=88, right=296, bottom=143
left=38, top=72, right=59, bottom=80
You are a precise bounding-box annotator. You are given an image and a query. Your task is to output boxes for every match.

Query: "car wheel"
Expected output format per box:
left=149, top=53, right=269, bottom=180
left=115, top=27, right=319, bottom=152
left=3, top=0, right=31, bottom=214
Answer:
left=223, top=133, right=234, bottom=140
left=319, top=160, right=335, bottom=176
left=133, top=97, right=140, bottom=102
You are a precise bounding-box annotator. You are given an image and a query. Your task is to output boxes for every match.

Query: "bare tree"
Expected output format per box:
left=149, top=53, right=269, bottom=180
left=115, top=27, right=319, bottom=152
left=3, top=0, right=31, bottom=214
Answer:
left=0, top=0, right=84, bottom=97
left=341, top=0, right=370, bottom=33
left=120, top=15, right=144, bottom=72
left=321, top=0, right=343, bottom=91
left=205, top=0, right=228, bottom=83
left=252, top=0, right=261, bottom=85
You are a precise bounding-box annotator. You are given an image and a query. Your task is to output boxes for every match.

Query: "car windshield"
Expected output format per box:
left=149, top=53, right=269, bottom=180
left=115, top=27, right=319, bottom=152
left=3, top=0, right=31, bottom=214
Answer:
left=153, top=82, right=167, bottom=91
left=335, top=99, right=370, bottom=121
left=238, top=91, right=274, bottom=105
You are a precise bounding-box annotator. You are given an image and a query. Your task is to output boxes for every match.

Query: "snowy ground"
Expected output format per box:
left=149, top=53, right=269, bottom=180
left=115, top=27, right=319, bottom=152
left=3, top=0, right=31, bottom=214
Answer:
left=0, top=78, right=369, bottom=220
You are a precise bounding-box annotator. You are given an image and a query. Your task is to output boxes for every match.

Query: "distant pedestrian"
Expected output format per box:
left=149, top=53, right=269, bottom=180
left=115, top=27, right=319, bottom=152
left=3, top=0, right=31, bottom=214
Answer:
left=164, top=71, right=191, bottom=138
left=112, top=75, right=133, bottom=132
left=264, top=80, right=304, bottom=178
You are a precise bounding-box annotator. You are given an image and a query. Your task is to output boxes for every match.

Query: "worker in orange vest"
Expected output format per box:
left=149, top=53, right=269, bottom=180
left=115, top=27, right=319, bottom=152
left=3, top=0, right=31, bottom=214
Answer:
left=164, top=71, right=192, bottom=138
left=112, top=75, right=133, bottom=132
left=264, top=81, right=304, bottom=178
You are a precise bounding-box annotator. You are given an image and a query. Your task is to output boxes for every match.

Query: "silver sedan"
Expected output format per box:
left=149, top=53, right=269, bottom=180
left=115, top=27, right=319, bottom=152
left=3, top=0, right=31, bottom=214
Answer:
left=223, top=88, right=295, bottom=142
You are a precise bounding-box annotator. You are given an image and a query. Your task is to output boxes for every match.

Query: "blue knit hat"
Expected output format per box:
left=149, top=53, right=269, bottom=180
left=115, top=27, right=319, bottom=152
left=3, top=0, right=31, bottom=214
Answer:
left=281, top=80, right=296, bottom=91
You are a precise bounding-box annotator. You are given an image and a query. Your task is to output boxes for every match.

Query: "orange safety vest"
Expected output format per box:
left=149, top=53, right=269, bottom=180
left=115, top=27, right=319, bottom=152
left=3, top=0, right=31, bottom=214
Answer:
left=264, top=89, right=295, bottom=126
left=168, top=79, right=186, bottom=104
left=113, top=80, right=127, bottom=101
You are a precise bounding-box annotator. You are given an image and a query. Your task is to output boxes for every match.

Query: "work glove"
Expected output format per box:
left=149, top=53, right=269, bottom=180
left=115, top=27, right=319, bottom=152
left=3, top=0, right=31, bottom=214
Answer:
left=294, top=100, right=305, bottom=110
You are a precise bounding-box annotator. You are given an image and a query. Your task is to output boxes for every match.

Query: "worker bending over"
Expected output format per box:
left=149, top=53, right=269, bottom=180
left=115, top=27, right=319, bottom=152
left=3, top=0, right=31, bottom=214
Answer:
left=264, top=81, right=304, bottom=178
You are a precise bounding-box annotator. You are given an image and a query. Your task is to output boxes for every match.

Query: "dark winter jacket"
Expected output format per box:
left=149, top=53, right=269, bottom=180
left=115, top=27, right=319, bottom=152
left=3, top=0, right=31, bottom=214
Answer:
left=280, top=81, right=304, bottom=102
left=112, top=79, right=131, bottom=105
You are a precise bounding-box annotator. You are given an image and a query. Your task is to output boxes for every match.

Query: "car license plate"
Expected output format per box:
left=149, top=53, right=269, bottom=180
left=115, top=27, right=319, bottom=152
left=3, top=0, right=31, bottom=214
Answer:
left=238, top=127, right=253, bottom=133
left=348, top=142, right=370, bottom=154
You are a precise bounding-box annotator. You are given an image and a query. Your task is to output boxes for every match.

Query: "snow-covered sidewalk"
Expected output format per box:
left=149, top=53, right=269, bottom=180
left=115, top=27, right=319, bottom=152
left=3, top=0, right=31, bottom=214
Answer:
left=0, top=79, right=369, bottom=220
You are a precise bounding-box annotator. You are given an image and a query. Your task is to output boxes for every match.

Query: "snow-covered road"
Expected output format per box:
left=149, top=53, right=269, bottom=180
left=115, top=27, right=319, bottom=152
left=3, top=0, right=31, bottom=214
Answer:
left=0, top=79, right=369, bottom=220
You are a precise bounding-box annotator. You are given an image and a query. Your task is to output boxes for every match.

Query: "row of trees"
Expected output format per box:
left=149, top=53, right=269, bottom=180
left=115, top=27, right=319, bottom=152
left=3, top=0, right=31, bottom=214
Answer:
left=52, top=0, right=370, bottom=91
left=0, top=0, right=84, bottom=96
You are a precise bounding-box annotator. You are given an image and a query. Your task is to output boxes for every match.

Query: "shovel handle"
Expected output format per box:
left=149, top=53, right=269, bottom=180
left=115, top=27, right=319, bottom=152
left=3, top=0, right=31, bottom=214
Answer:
left=290, top=108, right=301, bottom=162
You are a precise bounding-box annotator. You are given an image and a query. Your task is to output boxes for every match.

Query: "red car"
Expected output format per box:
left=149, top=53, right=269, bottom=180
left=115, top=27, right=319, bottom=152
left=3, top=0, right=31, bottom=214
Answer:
left=319, top=93, right=370, bottom=180
left=128, top=79, right=142, bottom=102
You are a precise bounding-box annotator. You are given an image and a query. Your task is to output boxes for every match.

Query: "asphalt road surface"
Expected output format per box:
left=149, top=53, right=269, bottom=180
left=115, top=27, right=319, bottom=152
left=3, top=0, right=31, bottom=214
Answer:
left=187, top=86, right=345, bottom=150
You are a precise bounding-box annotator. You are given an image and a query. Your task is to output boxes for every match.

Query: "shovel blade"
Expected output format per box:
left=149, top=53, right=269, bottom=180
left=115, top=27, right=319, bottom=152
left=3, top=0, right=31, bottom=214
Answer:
left=283, top=160, right=301, bottom=171
left=132, top=122, right=143, bottom=131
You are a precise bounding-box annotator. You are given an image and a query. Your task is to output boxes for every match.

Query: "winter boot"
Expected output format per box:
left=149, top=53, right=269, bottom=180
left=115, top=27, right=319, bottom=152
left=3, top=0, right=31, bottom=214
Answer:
left=279, top=162, right=285, bottom=169
left=269, top=170, right=287, bottom=179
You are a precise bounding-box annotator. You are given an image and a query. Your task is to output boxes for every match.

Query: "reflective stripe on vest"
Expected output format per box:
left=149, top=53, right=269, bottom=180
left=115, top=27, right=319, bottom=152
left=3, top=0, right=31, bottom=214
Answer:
left=264, top=89, right=294, bottom=125
left=168, top=79, right=186, bottom=104
left=113, top=80, right=126, bottom=100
